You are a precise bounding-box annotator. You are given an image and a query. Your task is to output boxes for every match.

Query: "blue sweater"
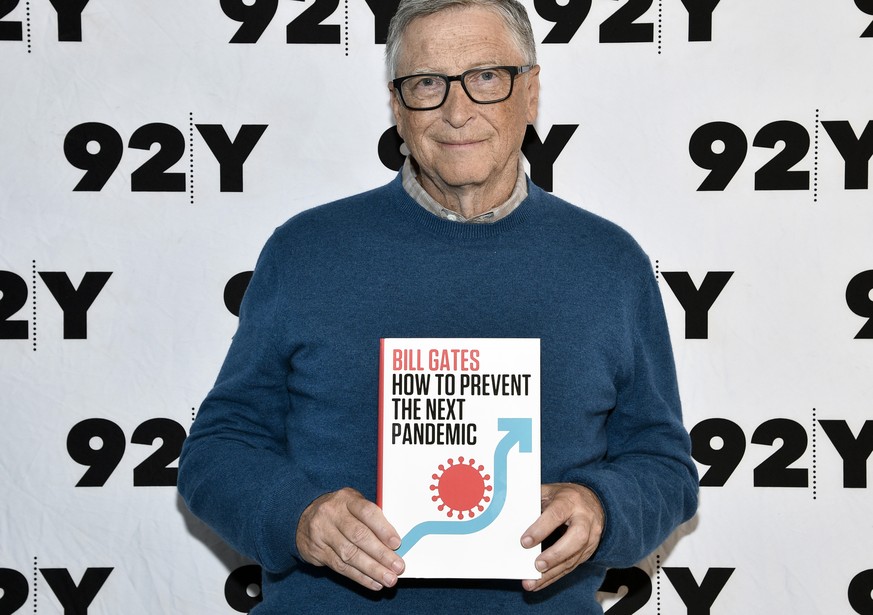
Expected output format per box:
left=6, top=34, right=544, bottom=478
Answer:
left=178, top=175, right=699, bottom=614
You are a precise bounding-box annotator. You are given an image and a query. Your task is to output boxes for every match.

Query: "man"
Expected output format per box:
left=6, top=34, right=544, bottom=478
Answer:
left=178, top=0, right=699, bottom=612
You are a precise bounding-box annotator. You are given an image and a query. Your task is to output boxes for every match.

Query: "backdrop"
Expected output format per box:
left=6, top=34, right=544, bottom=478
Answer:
left=1, top=1, right=872, bottom=613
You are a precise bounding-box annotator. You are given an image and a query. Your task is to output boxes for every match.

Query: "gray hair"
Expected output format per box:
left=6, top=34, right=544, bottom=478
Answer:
left=385, top=0, right=537, bottom=78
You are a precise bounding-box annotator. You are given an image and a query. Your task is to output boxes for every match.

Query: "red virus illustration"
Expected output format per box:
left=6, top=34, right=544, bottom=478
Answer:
left=430, top=456, right=492, bottom=519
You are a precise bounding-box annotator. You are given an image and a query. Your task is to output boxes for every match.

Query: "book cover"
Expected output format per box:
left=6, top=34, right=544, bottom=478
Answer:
left=378, top=338, right=541, bottom=579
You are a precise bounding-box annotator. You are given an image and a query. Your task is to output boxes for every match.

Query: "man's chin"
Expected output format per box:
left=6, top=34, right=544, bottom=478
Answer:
left=427, top=165, right=490, bottom=189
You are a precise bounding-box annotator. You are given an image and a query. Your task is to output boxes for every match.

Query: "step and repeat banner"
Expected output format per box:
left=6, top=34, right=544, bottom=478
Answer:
left=1, top=1, right=872, bottom=613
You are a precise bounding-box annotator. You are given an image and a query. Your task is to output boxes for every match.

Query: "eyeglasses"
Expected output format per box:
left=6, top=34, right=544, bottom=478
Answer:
left=392, top=65, right=533, bottom=111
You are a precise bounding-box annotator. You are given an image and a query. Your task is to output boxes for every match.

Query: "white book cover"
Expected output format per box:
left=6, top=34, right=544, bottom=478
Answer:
left=378, top=338, right=541, bottom=579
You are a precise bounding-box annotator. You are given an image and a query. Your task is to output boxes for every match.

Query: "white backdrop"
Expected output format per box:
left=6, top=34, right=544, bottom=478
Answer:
left=1, top=1, right=872, bottom=613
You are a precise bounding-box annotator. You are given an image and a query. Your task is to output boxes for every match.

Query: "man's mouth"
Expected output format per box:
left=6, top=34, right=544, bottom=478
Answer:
left=438, top=138, right=485, bottom=147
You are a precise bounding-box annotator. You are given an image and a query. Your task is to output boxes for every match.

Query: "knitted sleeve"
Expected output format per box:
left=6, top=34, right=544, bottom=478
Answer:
left=177, top=229, right=322, bottom=574
left=562, top=266, right=699, bottom=568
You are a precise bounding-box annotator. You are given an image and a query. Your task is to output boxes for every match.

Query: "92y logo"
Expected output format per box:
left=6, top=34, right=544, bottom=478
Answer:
left=857, top=0, right=873, bottom=37
left=64, top=123, right=267, bottom=192
left=218, top=0, right=722, bottom=45
left=535, top=0, right=722, bottom=45
left=848, top=270, right=873, bottom=339
left=378, top=124, right=578, bottom=192
left=0, top=269, right=110, bottom=341
left=850, top=569, right=873, bottom=614
left=662, top=269, right=873, bottom=341
left=0, top=0, right=90, bottom=42
left=67, top=417, right=187, bottom=487
left=692, top=416, right=873, bottom=489
left=0, top=567, right=112, bottom=615
left=225, top=564, right=735, bottom=613
left=689, top=119, right=873, bottom=192
left=220, top=0, right=345, bottom=44
left=601, top=566, right=734, bottom=614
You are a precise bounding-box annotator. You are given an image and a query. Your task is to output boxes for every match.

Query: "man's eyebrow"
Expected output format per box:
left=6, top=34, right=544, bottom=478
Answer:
left=403, top=67, right=441, bottom=74
left=402, top=62, right=507, bottom=75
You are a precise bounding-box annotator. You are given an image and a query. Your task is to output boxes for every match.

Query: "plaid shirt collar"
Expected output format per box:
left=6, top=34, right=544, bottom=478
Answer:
left=400, top=156, right=527, bottom=224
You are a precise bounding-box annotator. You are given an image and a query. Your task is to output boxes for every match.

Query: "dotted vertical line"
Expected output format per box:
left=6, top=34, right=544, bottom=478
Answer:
left=31, top=260, right=37, bottom=351
left=657, top=0, right=663, bottom=55
left=656, top=553, right=662, bottom=614
left=344, top=0, right=349, bottom=57
left=25, top=1, right=32, bottom=54
left=813, top=109, right=820, bottom=203
left=811, top=407, right=818, bottom=500
left=654, top=259, right=660, bottom=281
left=191, top=406, right=196, bottom=422
left=33, top=556, right=38, bottom=613
left=189, top=112, right=195, bottom=205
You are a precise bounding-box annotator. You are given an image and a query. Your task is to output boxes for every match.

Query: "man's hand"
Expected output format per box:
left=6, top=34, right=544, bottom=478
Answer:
left=520, top=483, right=605, bottom=592
left=296, top=487, right=405, bottom=591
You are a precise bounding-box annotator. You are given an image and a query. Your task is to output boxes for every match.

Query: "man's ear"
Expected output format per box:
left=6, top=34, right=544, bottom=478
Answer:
left=524, top=65, right=541, bottom=125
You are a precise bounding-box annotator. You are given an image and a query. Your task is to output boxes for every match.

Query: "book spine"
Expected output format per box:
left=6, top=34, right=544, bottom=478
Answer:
left=376, top=338, right=385, bottom=508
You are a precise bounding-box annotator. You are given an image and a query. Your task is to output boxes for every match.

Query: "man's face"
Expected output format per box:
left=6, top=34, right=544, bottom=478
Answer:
left=390, top=6, right=539, bottom=201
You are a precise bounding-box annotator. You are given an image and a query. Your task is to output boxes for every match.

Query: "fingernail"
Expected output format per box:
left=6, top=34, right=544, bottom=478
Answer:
left=388, top=536, right=401, bottom=550
left=535, top=560, right=548, bottom=572
left=521, top=535, right=534, bottom=548
left=392, top=559, right=405, bottom=574
left=382, top=572, right=397, bottom=587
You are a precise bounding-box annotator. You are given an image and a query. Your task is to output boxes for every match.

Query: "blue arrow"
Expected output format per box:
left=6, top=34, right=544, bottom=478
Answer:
left=396, top=417, right=533, bottom=557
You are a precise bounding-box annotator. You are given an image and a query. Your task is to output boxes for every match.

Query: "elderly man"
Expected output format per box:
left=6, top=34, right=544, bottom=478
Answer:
left=178, top=0, right=698, bottom=612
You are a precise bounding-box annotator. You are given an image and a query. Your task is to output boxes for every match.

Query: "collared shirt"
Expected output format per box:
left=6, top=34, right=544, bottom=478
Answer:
left=400, top=156, right=528, bottom=224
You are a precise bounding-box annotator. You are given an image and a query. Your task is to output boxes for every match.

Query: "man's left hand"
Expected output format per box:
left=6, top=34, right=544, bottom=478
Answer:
left=520, top=483, right=605, bottom=592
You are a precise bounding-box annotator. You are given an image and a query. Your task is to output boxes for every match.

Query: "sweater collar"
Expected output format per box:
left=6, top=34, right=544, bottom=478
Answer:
left=400, top=156, right=528, bottom=224
left=389, top=172, right=542, bottom=241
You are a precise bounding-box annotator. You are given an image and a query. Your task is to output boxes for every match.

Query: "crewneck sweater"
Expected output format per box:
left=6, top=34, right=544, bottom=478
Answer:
left=178, top=174, right=699, bottom=614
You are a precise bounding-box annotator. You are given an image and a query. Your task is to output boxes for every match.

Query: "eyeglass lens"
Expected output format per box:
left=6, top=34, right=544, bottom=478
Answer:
left=401, top=68, right=513, bottom=109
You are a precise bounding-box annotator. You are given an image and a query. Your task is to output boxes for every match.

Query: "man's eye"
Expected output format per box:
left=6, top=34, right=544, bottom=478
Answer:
left=409, top=76, right=442, bottom=92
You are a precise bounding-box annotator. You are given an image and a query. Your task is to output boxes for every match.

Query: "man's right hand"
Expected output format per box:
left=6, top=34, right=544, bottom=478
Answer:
left=296, top=487, right=405, bottom=591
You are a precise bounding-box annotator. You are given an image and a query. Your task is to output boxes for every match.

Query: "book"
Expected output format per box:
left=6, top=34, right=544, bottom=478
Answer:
left=377, top=338, right=541, bottom=579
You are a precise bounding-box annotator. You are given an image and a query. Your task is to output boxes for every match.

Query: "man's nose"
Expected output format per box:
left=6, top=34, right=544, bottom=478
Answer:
left=441, top=80, right=476, bottom=127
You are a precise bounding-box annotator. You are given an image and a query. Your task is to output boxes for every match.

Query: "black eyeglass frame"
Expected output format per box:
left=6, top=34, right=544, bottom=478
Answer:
left=391, top=65, right=534, bottom=111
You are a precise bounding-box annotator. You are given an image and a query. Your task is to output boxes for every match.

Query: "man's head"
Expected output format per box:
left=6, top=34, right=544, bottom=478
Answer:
left=386, top=0, right=540, bottom=213
left=385, top=0, right=537, bottom=80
